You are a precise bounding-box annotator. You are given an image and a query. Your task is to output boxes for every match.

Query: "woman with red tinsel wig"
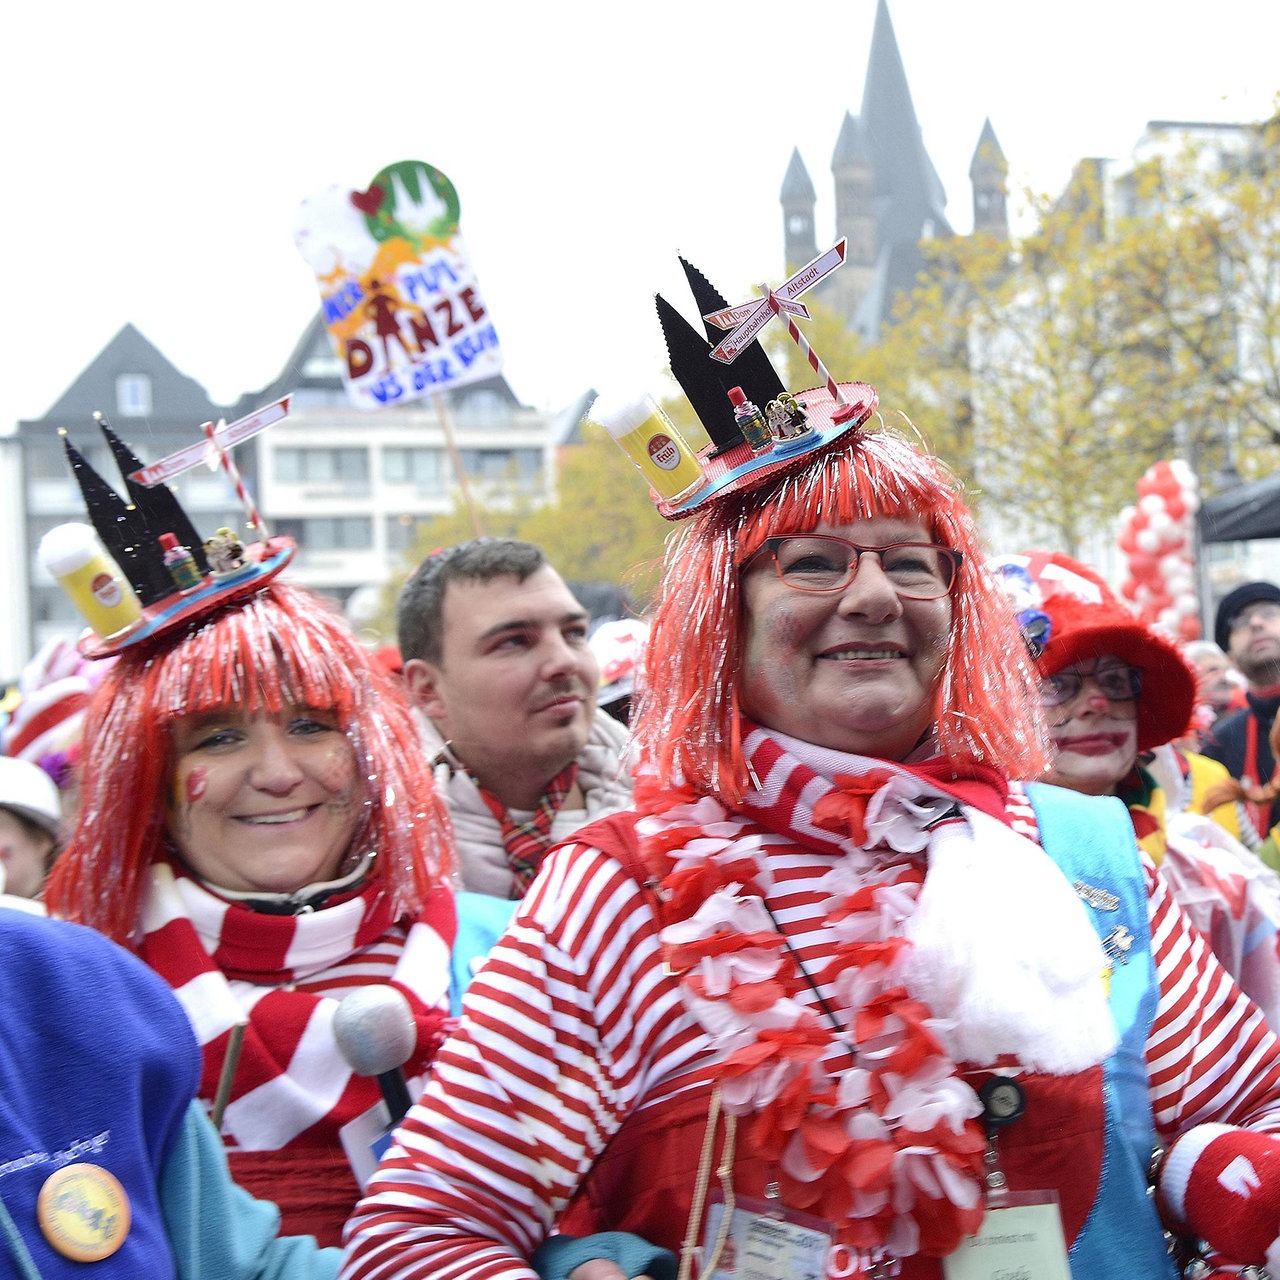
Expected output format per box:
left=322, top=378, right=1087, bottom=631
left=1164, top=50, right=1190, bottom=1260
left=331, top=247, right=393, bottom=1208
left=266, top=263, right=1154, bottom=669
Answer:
left=44, top=581, right=455, bottom=1248
left=342, top=380, right=1280, bottom=1280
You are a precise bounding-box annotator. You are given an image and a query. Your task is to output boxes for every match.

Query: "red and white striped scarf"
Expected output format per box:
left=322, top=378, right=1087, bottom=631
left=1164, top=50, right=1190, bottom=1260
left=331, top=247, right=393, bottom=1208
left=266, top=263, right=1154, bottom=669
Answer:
left=138, top=860, right=455, bottom=1154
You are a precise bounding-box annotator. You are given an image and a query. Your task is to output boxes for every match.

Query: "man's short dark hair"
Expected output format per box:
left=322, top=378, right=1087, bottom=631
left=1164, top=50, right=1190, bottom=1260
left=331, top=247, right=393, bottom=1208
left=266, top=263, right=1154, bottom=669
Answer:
left=396, top=538, right=548, bottom=664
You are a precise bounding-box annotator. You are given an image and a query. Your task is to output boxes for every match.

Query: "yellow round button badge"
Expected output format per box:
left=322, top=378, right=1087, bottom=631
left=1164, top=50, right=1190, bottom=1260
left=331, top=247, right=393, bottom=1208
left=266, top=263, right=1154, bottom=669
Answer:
left=37, top=1163, right=131, bottom=1261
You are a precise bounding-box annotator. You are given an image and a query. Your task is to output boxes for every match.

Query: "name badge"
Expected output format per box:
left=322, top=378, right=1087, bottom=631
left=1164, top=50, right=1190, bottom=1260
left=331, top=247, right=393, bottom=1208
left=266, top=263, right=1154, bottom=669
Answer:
left=943, top=1193, right=1070, bottom=1280
left=703, top=1192, right=831, bottom=1280
left=339, top=1098, right=397, bottom=1189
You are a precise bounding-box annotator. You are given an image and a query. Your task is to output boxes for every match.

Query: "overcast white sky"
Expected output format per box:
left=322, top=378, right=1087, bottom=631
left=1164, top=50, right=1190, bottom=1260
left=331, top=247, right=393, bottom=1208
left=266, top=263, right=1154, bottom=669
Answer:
left=3, top=0, right=1277, bottom=436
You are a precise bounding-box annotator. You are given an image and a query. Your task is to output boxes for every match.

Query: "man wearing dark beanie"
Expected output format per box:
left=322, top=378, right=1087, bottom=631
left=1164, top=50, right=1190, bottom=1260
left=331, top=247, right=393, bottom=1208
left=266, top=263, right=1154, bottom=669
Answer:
left=1202, top=580, right=1280, bottom=840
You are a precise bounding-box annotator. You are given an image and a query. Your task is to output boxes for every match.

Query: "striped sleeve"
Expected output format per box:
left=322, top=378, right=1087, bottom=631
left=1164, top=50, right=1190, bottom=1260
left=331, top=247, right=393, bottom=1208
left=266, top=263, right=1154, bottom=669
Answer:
left=338, top=841, right=707, bottom=1280
left=1144, top=855, right=1280, bottom=1137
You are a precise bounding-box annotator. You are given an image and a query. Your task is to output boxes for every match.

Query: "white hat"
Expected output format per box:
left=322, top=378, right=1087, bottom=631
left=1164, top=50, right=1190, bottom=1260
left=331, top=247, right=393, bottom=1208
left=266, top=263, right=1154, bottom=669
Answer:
left=0, top=757, right=62, bottom=842
left=589, top=619, right=650, bottom=707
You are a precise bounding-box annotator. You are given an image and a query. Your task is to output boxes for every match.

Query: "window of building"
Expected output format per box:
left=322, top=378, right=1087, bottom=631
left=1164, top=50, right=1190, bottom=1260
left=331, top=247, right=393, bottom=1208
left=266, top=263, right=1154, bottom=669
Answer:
left=383, top=447, right=447, bottom=490
left=275, top=516, right=372, bottom=550
left=34, top=588, right=79, bottom=626
left=274, top=448, right=370, bottom=485
left=386, top=514, right=427, bottom=552
left=116, top=375, right=152, bottom=417
left=452, top=389, right=507, bottom=428
left=26, top=444, right=73, bottom=479
left=301, top=350, right=345, bottom=379
left=457, top=447, right=542, bottom=482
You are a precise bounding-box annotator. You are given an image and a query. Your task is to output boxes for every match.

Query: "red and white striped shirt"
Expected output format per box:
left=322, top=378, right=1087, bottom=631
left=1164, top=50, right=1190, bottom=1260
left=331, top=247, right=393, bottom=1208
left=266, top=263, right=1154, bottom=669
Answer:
left=340, top=785, right=1280, bottom=1280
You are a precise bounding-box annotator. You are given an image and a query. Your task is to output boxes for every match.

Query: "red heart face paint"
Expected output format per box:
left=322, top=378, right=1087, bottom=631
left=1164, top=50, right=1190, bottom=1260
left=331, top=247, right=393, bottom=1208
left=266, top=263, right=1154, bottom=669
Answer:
left=185, top=766, right=209, bottom=803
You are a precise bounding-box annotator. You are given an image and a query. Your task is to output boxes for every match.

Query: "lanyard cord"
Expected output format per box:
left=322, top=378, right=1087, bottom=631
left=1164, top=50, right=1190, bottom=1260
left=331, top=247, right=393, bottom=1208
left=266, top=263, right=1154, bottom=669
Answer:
left=759, top=900, right=858, bottom=1058
left=678, top=1084, right=738, bottom=1280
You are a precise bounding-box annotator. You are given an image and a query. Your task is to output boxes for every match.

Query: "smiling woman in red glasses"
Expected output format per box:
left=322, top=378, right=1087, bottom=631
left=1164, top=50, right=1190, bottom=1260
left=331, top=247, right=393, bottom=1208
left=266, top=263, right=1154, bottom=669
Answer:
left=343, top=343, right=1280, bottom=1277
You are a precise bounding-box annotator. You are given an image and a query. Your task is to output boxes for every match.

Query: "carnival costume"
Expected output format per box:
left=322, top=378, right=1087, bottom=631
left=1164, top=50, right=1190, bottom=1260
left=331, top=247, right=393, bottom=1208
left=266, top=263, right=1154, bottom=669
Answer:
left=138, top=859, right=454, bottom=1244
left=996, top=551, right=1280, bottom=1034
left=41, top=417, right=457, bottom=1249
left=0, top=909, right=338, bottom=1278
left=1203, top=583, right=1280, bottom=840
left=1204, top=687, right=1280, bottom=841
left=341, top=726, right=1280, bottom=1278
left=342, top=253, right=1280, bottom=1279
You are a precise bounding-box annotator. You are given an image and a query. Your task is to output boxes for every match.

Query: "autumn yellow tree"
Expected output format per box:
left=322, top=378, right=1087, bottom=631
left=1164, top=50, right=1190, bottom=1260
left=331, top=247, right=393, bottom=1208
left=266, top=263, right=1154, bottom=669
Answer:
left=1103, top=113, right=1280, bottom=480
left=860, top=116, right=1280, bottom=553
left=519, top=424, right=673, bottom=603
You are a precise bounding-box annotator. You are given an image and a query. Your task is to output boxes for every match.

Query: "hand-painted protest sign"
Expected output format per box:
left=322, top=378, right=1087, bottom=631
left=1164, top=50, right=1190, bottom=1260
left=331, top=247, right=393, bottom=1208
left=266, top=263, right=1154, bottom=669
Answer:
left=293, top=160, right=503, bottom=411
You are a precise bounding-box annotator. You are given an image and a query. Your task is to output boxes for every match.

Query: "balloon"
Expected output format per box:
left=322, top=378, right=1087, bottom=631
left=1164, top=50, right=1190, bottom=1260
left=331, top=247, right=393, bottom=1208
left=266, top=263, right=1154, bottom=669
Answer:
left=1136, top=529, right=1161, bottom=554
left=1139, top=494, right=1166, bottom=517
left=1179, top=614, right=1202, bottom=641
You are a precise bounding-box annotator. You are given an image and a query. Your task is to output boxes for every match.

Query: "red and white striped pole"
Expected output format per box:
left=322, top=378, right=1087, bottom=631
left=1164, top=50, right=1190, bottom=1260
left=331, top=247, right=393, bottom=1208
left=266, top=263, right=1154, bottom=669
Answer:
left=765, top=288, right=850, bottom=412
left=203, top=420, right=268, bottom=538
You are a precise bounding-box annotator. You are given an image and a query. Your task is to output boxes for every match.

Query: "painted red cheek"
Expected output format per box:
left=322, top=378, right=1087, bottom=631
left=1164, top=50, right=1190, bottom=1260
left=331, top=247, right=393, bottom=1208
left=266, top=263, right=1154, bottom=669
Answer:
left=185, top=767, right=209, bottom=803
left=318, top=747, right=359, bottom=793
left=769, top=611, right=805, bottom=646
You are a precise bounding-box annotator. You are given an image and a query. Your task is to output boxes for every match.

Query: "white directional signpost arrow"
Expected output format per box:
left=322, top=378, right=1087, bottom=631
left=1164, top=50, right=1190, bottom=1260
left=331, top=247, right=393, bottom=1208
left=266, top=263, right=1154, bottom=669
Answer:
left=127, top=395, right=291, bottom=538
left=703, top=240, right=857, bottom=417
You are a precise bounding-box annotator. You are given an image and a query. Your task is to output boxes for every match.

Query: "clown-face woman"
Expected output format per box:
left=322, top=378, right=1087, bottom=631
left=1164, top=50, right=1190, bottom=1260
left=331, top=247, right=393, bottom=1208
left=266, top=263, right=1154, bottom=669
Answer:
left=341, top=391, right=1280, bottom=1280
left=995, top=550, right=1280, bottom=1037
left=44, top=581, right=455, bottom=1248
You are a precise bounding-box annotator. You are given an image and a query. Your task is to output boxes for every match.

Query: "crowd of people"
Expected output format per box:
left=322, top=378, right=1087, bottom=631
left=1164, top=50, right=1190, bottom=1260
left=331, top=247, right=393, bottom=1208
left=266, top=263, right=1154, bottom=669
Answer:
left=5, top=327, right=1280, bottom=1278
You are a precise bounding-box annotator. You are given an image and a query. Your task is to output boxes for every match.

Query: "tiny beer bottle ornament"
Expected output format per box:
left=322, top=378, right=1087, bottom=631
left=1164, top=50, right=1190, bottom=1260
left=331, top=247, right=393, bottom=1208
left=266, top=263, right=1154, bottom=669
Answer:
left=727, top=386, right=772, bottom=452
left=159, top=532, right=204, bottom=593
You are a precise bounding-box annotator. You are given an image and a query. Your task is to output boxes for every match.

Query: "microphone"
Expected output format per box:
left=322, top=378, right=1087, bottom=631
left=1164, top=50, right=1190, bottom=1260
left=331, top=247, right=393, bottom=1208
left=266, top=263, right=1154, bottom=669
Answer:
left=333, top=985, right=417, bottom=1123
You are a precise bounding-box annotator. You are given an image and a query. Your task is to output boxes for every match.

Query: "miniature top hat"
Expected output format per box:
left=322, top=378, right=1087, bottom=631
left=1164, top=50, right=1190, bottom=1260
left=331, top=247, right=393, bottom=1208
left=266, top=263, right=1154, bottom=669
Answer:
left=593, top=244, right=878, bottom=521
left=45, top=416, right=294, bottom=658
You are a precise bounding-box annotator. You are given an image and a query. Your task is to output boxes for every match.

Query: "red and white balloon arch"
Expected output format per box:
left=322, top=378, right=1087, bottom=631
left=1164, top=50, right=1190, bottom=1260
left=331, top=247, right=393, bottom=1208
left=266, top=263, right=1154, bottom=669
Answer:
left=1116, top=460, right=1201, bottom=641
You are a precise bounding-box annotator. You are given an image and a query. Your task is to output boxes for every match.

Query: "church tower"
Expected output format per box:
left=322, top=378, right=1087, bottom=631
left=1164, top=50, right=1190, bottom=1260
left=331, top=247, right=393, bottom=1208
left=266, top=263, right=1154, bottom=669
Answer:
left=830, top=110, right=877, bottom=319
left=779, top=0, right=954, bottom=342
left=781, top=147, right=818, bottom=273
left=970, top=118, right=1010, bottom=237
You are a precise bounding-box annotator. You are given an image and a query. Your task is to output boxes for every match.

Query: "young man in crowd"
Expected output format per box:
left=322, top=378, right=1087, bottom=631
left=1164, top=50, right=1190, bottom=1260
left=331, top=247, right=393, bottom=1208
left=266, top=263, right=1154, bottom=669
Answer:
left=397, top=538, right=634, bottom=901
left=1202, top=580, right=1280, bottom=840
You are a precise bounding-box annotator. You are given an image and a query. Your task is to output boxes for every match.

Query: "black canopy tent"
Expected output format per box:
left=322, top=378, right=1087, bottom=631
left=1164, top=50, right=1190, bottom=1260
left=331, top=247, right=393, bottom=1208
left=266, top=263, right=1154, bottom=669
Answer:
left=1198, top=471, right=1280, bottom=543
